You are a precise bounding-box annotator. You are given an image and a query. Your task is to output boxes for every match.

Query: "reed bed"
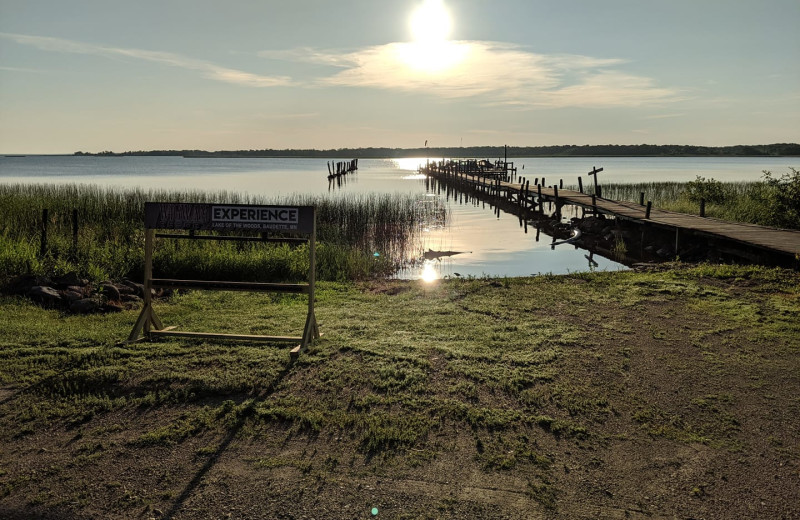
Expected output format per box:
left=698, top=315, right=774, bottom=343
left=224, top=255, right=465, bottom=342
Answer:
left=0, top=184, right=448, bottom=282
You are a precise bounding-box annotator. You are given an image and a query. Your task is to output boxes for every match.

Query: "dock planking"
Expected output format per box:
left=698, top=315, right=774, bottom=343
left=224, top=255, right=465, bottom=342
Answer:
left=425, top=165, right=800, bottom=260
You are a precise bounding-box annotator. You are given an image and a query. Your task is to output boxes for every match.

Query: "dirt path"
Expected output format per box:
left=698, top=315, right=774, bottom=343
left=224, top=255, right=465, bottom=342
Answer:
left=1, top=267, right=798, bottom=519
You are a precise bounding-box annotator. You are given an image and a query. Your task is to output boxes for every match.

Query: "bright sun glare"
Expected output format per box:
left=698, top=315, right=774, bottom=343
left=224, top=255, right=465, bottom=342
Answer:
left=410, top=0, right=452, bottom=43
left=420, top=260, right=439, bottom=283
left=402, top=0, right=466, bottom=74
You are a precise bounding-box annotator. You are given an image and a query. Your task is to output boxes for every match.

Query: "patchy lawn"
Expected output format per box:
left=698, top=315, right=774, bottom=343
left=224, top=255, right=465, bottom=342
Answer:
left=1, top=265, right=799, bottom=519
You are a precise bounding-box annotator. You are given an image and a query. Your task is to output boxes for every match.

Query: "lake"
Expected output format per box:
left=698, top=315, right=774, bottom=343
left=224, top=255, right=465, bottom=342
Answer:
left=1, top=155, right=796, bottom=279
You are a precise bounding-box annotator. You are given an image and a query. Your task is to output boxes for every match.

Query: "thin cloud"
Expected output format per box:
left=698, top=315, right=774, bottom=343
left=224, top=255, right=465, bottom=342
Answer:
left=258, top=112, right=320, bottom=120
left=0, top=65, right=47, bottom=73
left=644, top=113, right=686, bottom=120
left=264, top=41, right=679, bottom=108
left=0, top=32, right=292, bottom=87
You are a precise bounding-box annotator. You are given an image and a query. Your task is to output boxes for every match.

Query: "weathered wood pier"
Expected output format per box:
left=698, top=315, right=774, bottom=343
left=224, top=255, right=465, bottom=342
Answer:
left=327, top=159, right=358, bottom=179
left=422, top=159, right=800, bottom=266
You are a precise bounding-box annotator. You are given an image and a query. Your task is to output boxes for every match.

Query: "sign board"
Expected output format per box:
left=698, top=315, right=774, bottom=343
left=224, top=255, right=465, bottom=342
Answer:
left=128, top=203, right=319, bottom=358
left=144, top=202, right=314, bottom=234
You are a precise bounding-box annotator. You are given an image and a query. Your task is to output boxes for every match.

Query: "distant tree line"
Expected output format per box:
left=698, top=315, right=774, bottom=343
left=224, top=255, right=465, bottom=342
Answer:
left=74, top=143, right=800, bottom=158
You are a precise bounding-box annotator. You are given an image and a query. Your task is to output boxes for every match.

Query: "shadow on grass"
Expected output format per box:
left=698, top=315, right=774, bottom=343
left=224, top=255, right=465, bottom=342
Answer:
left=163, top=354, right=298, bottom=520
left=0, top=353, right=109, bottom=408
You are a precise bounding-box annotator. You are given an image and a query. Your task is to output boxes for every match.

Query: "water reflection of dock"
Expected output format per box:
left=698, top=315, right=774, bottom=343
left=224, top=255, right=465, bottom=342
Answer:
left=422, top=159, right=800, bottom=267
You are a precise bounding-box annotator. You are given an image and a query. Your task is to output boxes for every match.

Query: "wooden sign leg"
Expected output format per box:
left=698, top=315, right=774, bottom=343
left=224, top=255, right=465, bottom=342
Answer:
left=126, top=228, right=165, bottom=342
left=126, top=304, right=150, bottom=342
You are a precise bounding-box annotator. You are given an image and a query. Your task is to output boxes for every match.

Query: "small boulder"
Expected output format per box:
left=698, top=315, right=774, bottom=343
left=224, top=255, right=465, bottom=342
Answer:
left=66, top=285, right=89, bottom=297
left=28, top=285, right=62, bottom=304
left=103, top=302, right=124, bottom=313
left=121, top=280, right=146, bottom=298
left=70, top=298, right=100, bottom=314
left=100, top=283, right=121, bottom=302
left=121, top=294, right=142, bottom=304
left=62, top=289, right=83, bottom=302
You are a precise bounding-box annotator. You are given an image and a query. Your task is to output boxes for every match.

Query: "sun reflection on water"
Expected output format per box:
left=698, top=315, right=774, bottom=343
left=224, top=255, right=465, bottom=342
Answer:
left=419, top=260, right=440, bottom=283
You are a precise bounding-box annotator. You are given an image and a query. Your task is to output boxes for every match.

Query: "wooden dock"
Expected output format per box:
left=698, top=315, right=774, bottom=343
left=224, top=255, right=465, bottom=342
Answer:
left=423, top=161, right=800, bottom=264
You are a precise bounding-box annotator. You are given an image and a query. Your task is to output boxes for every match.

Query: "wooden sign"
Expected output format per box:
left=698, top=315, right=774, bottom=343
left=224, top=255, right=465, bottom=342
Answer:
left=127, top=203, right=320, bottom=359
left=144, top=202, right=314, bottom=234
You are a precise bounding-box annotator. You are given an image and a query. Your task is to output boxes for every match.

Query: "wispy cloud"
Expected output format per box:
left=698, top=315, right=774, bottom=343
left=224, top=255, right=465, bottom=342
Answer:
left=0, top=65, right=47, bottom=73
left=259, top=112, right=319, bottom=120
left=262, top=41, right=680, bottom=108
left=0, top=32, right=292, bottom=87
left=643, top=113, right=686, bottom=120
left=2, top=32, right=681, bottom=108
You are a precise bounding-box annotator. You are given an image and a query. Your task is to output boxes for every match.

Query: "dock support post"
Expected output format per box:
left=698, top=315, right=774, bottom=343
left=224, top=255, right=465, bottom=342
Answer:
left=700, top=199, right=706, bottom=217
left=554, top=186, right=561, bottom=218
left=578, top=176, right=583, bottom=193
left=537, top=184, right=543, bottom=214
left=645, top=201, right=652, bottom=219
left=639, top=192, right=645, bottom=206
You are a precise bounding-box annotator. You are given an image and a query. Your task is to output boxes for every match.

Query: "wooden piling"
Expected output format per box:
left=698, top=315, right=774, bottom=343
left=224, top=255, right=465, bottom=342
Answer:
left=700, top=199, right=706, bottom=217
left=645, top=201, right=652, bottom=219
left=639, top=192, right=645, bottom=206
left=589, top=166, right=604, bottom=197
left=554, top=186, right=561, bottom=217
left=537, top=184, right=543, bottom=214
left=578, top=176, right=583, bottom=193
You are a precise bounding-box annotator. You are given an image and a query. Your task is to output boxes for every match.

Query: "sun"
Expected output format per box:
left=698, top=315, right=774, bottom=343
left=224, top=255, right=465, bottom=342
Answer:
left=410, top=0, right=452, bottom=43
left=402, top=0, right=466, bottom=74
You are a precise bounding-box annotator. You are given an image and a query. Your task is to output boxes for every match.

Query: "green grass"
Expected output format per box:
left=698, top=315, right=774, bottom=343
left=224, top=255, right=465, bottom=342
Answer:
left=0, top=266, right=798, bottom=517
left=0, top=184, right=448, bottom=283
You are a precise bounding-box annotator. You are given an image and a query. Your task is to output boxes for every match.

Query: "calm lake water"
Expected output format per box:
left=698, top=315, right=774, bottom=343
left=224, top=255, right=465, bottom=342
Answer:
left=1, top=155, right=797, bottom=279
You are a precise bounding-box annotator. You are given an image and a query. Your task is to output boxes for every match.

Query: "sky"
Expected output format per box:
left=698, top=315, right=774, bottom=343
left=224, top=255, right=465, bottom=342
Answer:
left=0, top=0, right=798, bottom=154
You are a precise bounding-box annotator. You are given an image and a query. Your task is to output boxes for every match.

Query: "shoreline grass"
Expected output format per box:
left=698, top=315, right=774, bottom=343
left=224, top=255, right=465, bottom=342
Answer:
left=0, top=183, right=448, bottom=283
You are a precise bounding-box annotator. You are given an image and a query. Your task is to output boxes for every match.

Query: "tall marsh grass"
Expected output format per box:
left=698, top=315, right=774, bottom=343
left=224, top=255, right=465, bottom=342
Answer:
left=0, top=184, right=448, bottom=282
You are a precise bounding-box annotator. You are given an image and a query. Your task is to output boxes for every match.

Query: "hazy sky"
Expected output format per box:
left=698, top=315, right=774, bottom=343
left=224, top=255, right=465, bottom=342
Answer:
left=1, top=0, right=798, bottom=153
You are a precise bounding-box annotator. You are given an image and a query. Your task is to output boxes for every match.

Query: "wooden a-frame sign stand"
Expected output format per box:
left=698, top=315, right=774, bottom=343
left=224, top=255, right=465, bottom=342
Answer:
left=126, top=202, right=320, bottom=359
